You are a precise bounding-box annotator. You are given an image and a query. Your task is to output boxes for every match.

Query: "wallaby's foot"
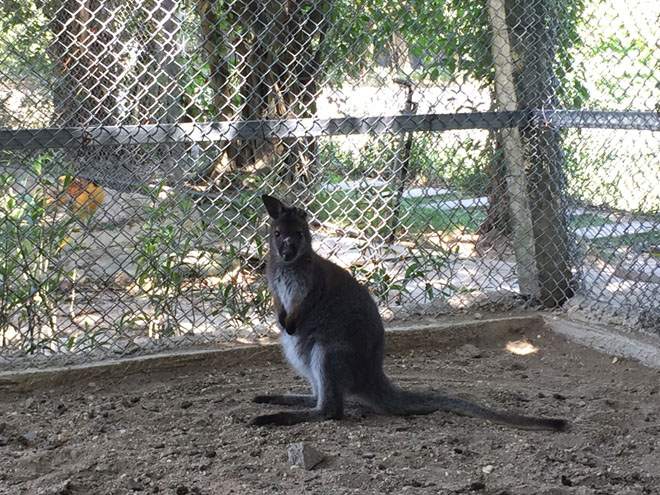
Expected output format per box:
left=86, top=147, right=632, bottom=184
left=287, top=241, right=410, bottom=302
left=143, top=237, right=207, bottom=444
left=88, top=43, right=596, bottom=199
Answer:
left=250, top=408, right=343, bottom=427
left=250, top=412, right=299, bottom=426
left=252, top=394, right=316, bottom=407
left=536, top=418, right=570, bottom=432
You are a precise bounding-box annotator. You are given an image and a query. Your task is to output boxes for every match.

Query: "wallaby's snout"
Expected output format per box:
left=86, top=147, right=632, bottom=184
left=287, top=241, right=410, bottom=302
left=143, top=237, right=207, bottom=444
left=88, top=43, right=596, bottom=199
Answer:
left=278, top=235, right=299, bottom=262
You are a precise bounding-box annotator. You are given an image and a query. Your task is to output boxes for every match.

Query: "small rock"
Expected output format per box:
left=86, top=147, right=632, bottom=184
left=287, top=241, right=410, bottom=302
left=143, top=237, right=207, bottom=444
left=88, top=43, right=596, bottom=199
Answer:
left=56, top=433, right=71, bottom=445
left=456, top=344, right=482, bottom=359
left=469, top=481, right=486, bottom=490
left=481, top=464, right=494, bottom=474
left=0, top=422, right=5, bottom=434
left=204, top=449, right=216, bottom=458
left=36, top=479, right=73, bottom=494
left=553, top=393, right=566, bottom=401
left=473, top=312, right=483, bottom=320
left=405, top=479, right=423, bottom=488
left=176, top=486, right=189, bottom=495
left=573, top=488, right=596, bottom=495
left=362, top=452, right=376, bottom=459
left=128, top=478, right=143, bottom=491
left=180, top=400, right=193, bottom=409
left=287, top=442, right=326, bottom=470
left=560, top=474, right=573, bottom=486
left=25, top=397, right=35, bottom=408
left=19, top=431, right=38, bottom=445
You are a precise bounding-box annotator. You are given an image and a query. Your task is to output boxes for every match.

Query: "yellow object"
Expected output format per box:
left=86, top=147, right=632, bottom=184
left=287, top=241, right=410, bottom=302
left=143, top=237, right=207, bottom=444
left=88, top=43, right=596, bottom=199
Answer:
left=57, top=176, right=104, bottom=217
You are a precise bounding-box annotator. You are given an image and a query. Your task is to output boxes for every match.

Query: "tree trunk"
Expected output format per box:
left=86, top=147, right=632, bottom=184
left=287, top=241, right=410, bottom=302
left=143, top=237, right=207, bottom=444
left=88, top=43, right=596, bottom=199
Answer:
left=479, top=129, right=510, bottom=238
left=199, top=0, right=232, bottom=121
left=487, top=0, right=540, bottom=298
left=196, top=0, right=327, bottom=194
left=197, top=0, right=245, bottom=180
left=46, top=0, right=121, bottom=127
left=506, top=0, right=574, bottom=306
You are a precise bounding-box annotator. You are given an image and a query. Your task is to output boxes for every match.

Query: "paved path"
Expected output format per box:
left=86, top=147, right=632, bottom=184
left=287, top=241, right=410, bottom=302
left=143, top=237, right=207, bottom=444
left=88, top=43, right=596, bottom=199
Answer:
left=326, top=179, right=659, bottom=240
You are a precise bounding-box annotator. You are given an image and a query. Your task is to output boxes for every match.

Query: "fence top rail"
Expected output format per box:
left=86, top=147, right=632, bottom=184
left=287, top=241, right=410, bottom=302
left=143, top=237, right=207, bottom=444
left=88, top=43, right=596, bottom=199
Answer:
left=0, top=110, right=657, bottom=150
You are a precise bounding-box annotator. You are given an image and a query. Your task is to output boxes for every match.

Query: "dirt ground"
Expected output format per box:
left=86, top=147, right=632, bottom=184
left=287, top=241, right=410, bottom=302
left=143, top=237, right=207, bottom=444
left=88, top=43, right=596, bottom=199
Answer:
left=1, top=324, right=659, bottom=495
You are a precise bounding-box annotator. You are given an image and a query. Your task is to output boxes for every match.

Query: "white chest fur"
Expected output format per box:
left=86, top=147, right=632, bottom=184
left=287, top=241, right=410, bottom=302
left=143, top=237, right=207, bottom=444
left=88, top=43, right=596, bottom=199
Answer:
left=271, top=266, right=310, bottom=313
left=280, top=331, right=322, bottom=398
left=281, top=332, right=307, bottom=376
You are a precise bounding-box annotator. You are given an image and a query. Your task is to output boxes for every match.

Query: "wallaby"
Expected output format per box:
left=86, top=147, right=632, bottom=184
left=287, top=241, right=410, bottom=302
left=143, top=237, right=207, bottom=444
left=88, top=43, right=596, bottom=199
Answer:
left=252, top=195, right=568, bottom=431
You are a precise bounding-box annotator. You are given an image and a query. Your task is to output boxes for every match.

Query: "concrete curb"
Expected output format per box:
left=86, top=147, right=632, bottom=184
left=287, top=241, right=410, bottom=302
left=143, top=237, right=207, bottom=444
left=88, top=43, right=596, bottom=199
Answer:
left=0, top=314, right=543, bottom=393
left=543, top=315, right=660, bottom=370
left=2, top=313, right=658, bottom=393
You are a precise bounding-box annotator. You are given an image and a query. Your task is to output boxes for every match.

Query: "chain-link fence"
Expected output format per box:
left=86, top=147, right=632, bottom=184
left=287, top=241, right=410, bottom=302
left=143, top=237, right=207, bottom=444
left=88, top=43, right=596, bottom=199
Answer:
left=1, top=0, right=658, bottom=369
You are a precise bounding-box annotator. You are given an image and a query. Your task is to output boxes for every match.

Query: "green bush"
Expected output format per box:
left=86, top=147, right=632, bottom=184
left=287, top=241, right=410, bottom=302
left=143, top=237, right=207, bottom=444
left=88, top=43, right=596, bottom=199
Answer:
left=0, top=166, right=74, bottom=352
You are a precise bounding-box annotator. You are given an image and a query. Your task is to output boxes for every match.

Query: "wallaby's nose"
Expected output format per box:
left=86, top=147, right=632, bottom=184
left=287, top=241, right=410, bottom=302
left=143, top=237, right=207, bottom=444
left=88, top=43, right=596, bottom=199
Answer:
left=280, top=237, right=296, bottom=261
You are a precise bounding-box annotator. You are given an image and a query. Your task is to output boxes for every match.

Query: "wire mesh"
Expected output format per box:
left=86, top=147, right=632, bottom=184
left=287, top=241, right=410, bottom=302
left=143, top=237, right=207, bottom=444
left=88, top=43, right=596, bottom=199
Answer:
left=0, top=0, right=658, bottom=369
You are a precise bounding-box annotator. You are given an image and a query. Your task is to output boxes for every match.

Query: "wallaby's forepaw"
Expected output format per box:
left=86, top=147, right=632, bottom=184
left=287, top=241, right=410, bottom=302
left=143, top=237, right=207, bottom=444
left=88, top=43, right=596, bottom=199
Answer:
left=277, top=311, right=296, bottom=334
left=250, top=412, right=296, bottom=427
left=285, top=322, right=296, bottom=335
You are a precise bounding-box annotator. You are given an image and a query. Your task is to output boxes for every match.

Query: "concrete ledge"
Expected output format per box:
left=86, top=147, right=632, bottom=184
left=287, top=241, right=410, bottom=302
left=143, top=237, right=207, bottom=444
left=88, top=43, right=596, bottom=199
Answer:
left=384, top=314, right=543, bottom=352
left=544, top=315, right=660, bottom=370
left=0, top=314, right=543, bottom=393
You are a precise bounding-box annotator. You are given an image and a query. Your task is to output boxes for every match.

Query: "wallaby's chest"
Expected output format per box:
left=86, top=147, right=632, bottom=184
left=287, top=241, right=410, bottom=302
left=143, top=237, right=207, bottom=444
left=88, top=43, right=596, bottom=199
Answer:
left=270, top=265, right=311, bottom=312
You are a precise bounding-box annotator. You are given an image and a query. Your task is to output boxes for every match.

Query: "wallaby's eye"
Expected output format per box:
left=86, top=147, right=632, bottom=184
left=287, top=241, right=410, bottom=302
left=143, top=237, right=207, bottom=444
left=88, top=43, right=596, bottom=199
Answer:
left=274, top=230, right=281, bottom=238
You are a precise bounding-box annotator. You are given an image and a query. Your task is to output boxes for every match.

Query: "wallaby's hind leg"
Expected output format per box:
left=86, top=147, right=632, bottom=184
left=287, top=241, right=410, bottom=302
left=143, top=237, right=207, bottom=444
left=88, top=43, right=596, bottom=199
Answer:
left=251, top=350, right=345, bottom=426
left=252, top=394, right=316, bottom=407
left=250, top=388, right=343, bottom=426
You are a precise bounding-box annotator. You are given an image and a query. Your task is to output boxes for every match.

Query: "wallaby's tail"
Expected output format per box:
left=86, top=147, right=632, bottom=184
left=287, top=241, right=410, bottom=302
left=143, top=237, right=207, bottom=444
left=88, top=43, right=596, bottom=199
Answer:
left=369, top=377, right=568, bottom=432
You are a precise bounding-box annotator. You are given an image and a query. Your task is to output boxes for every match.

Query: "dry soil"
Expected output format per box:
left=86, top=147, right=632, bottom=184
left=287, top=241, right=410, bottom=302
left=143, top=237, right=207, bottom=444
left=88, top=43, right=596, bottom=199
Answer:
left=1, top=324, right=659, bottom=495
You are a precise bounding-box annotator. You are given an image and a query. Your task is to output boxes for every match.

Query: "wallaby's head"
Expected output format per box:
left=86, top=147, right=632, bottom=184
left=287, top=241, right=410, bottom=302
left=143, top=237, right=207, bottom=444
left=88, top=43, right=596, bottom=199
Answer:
left=262, top=195, right=312, bottom=263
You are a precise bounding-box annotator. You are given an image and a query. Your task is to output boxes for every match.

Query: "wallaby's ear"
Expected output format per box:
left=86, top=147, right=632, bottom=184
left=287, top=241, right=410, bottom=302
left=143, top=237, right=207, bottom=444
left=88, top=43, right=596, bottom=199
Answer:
left=261, top=194, right=284, bottom=219
left=295, top=208, right=308, bottom=220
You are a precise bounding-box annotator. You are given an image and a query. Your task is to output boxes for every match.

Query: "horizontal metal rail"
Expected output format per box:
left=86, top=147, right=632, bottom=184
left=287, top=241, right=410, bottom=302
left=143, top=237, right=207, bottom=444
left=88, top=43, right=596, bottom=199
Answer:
left=0, top=110, right=657, bottom=150
left=539, top=110, right=660, bottom=131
